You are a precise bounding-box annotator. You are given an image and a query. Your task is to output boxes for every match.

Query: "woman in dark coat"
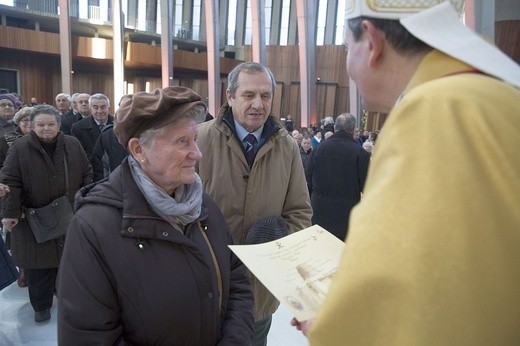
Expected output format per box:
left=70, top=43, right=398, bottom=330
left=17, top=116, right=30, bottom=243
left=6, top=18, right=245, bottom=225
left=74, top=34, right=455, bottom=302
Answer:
left=57, top=87, right=255, bottom=345
left=0, top=106, right=33, bottom=287
left=0, top=105, right=93, bottom=322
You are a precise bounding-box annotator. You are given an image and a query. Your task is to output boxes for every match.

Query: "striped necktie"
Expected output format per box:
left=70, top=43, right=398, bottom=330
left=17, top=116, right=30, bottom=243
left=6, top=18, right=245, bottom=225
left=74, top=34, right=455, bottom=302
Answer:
left=244, top=133, right=257, bottom=167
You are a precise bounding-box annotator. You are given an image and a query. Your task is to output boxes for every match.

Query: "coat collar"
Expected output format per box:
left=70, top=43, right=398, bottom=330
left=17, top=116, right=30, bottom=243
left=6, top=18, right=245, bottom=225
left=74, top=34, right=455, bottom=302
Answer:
left=403, top=50, right=481, bottom=95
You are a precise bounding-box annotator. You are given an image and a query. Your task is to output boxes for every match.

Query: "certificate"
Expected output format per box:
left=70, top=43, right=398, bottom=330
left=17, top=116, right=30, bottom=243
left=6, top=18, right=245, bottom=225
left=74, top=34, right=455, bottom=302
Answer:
left=229, top=225, right=345, bottom=321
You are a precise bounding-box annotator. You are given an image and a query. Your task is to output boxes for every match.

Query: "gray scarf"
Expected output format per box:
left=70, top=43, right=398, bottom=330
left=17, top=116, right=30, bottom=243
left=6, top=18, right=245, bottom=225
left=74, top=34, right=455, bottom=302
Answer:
left=128, top=156, right=202, bottom=231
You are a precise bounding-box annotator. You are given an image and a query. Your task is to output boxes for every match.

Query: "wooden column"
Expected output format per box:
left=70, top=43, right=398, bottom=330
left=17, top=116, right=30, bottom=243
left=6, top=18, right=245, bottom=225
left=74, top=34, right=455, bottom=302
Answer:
left=251, top=0, right=266, bottom=65
left=295, top=0, right=316, bottom=128
left=112, top=0, right=125, bottom=108
left=205, top=0, right=221, bottom=117
left=161, top=0, right=173, bottom=87
left=58, top=0, right=72, bottom=94
left=465, top=0, right=496, bottom=41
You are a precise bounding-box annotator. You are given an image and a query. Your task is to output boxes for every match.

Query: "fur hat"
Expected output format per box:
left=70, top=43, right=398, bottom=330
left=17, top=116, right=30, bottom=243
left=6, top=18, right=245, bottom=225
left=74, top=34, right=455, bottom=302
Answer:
left=113, top=86, right=207, bottom=148
left=13, top=107, right=33, bottom=125
left=246, top=216, right=289, bottom=245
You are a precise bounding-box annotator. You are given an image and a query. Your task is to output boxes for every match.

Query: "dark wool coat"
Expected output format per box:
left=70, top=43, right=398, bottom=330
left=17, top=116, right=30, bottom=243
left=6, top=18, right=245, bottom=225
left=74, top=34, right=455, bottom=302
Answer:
left=0, top=131, right=93, bottom=268
left=91, top=125, right=128, bottom=182
left=71, top=115, right=114, bottom=158
left=60, top=110, right=82, bottom=136
left=57, top=159, right=255, bottom=345
left=305, top=130, right=371, bottom=240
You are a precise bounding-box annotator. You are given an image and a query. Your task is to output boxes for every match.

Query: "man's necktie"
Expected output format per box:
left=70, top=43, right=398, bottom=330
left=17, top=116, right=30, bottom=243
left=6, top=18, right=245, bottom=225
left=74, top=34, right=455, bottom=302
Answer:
left=244, top=133, right=257, bottom=168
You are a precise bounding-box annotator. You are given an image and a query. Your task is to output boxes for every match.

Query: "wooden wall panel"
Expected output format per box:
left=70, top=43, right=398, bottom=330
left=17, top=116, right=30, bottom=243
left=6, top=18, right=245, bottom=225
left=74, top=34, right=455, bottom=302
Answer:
left=243, top=44, right=349, bottom=124
left=495, top=20, right=520, bottom=64
left=0, top=26, right=60, bottom=54
left=0, top=26, right=349, bottom=124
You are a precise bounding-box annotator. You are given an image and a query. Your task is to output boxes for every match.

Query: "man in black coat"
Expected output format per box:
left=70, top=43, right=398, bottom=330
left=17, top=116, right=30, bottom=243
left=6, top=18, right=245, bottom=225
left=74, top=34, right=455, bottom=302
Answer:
left=71, top=93, right=114, bottom=159
left=305, top=113, right=371, bottom=240
left=61, top=93, right=89, bottom=135
left=91, top=125, right=128, bottom=182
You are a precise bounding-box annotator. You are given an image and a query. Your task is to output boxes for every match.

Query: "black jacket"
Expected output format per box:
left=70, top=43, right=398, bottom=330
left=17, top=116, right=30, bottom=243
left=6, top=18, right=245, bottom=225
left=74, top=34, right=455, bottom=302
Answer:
left=71, top=115, right=114, bottom=158
left=57, top=159, right=255, bottom=345
left=91, top=125, right=128, bottom=181
left=60, top=110, right=82, bottom=136
left=305, top=130, right=371, bottom=240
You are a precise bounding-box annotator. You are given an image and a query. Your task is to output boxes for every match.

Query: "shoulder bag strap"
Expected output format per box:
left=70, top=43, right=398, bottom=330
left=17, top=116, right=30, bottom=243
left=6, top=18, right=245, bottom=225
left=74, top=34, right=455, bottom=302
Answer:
left=198, top=221, right=223, bottom=310
left=63, top=154, right=69, bottom=197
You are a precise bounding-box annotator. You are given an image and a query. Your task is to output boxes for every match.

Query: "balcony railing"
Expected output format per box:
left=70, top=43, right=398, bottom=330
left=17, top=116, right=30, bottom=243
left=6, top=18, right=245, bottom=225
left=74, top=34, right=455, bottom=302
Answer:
left=2, top=0, right=111, bottom=23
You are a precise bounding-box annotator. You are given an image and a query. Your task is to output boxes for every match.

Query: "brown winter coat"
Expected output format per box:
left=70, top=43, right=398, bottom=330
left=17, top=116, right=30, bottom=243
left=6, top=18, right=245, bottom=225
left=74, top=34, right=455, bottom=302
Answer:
left=0, top=131, right=92, bottom=268
left=57, top=159, right=254, bottom=345
left=197, top=105, right=312, bottom=321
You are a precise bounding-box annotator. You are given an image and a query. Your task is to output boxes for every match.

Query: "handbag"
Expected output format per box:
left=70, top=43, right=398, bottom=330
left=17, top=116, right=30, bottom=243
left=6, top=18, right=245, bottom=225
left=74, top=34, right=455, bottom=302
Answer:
left=0, top=236, right=19, bottom=291
left=26, top=155, right=74, bottom=244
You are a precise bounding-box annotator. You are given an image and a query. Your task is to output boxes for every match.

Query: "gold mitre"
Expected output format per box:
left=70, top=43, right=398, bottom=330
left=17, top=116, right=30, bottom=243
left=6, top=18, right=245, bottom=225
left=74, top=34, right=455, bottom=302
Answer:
left=345, top=0, right=465, bottom=20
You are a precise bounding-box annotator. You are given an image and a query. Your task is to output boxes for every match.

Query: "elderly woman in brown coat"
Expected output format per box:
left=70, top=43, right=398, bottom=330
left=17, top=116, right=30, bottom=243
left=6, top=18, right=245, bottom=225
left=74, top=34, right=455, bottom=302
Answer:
left=1, top=105, right=92, bottom=323
left=57, top=87, right=254, bottom=345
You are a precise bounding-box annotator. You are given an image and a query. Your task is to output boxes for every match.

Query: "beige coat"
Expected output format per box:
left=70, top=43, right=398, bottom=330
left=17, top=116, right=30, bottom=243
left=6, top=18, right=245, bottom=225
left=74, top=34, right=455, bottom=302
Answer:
left=198, top=105, right=312, bottom=320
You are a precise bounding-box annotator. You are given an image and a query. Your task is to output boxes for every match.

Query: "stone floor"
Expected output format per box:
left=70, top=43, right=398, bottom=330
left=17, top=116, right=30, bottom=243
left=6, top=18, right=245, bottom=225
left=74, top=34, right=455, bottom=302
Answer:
left=0, top=280, right=309, bottom=345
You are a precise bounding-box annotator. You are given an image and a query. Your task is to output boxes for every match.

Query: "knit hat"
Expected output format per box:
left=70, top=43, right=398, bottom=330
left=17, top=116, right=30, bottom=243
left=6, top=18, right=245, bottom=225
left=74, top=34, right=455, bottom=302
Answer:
left=113, top=86, right=207, bottom=148
left=13, top=107, right=33, bottom=125
left=245, top=216, right=289, bottom=245
left=0, top=93, right=20, bottom=108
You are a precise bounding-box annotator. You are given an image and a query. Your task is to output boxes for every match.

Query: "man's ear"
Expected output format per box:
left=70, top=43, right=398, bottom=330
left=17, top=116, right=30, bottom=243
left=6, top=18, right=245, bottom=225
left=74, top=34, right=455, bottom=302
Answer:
left=127, top=138, right=143, bottom=161
left=364, top=20, right=384, bottom=67
left=226, top=90, right=234, bottom=106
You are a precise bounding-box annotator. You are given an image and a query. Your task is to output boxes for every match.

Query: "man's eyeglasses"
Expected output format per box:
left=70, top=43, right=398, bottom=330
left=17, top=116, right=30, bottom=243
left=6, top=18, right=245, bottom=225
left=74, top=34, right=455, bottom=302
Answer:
left=0, top=103, right=14, bottom=108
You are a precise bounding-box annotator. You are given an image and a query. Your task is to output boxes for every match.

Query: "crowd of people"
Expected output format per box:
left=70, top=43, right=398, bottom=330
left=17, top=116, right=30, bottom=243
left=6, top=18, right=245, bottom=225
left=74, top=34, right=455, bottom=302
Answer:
left=0, top=0, right=519, bottom=344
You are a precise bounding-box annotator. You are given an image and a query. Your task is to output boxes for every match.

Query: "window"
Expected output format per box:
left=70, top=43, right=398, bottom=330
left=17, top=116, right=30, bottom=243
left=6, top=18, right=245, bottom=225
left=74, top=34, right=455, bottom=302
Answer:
left=316, top=0, right=328, bottom=45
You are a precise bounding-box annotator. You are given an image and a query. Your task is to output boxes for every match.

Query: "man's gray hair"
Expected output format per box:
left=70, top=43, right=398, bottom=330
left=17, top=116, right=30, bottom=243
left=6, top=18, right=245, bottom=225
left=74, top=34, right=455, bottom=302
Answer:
left=55, top=93, right=70, bottom=101
left=324, top=116, right=334, bottom=125
left=89, top=93, right=110, bottom=107
left=334, top=113, right=356, bottom=132
left=227, top=61, right=276, bottom=97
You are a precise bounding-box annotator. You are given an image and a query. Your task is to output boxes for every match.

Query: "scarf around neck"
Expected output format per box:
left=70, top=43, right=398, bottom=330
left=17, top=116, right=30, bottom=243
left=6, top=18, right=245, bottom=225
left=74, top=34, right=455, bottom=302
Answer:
left=128, top=156, right=202, bottom=231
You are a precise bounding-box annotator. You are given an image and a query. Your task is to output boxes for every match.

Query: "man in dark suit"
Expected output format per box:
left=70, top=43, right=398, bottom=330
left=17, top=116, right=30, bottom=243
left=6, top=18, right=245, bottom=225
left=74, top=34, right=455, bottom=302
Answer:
left=91, top=124, right=128, bottom=182
left=61, top=93, right=89, bottom=135
left=305, top=113, right=371, bottom=240
left=71, top=93, right=114, bottom=159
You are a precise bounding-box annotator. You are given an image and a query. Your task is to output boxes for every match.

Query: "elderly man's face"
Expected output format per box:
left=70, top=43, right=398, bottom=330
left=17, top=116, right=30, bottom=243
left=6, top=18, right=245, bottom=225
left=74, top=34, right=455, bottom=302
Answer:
left=227, top=71, right=273, bottom=133
left=0, top=100, right=15, bottom=120
left=134, top=118, right=202, bottom=195
left=55, top=96, right=70, bottom=113
left=76, top=94, right=91, bottom=116
left=90, top=98, right=110, bottom=124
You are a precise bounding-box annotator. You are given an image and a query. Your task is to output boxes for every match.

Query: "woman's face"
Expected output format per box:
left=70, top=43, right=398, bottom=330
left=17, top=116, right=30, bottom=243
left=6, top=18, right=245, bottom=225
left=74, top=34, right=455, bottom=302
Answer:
left=18, top=116, right=31, bottom=135
left=32, top=113, right=60, bottom=142
left=0, top=100, right=15, bottom=121
left=134, top=118, right=202, bottom=195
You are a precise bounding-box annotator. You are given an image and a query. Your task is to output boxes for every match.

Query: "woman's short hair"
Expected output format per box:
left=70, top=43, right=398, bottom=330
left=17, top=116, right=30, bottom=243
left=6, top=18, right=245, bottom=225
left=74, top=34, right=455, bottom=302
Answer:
left=30, top=105, right=62, bottom=124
